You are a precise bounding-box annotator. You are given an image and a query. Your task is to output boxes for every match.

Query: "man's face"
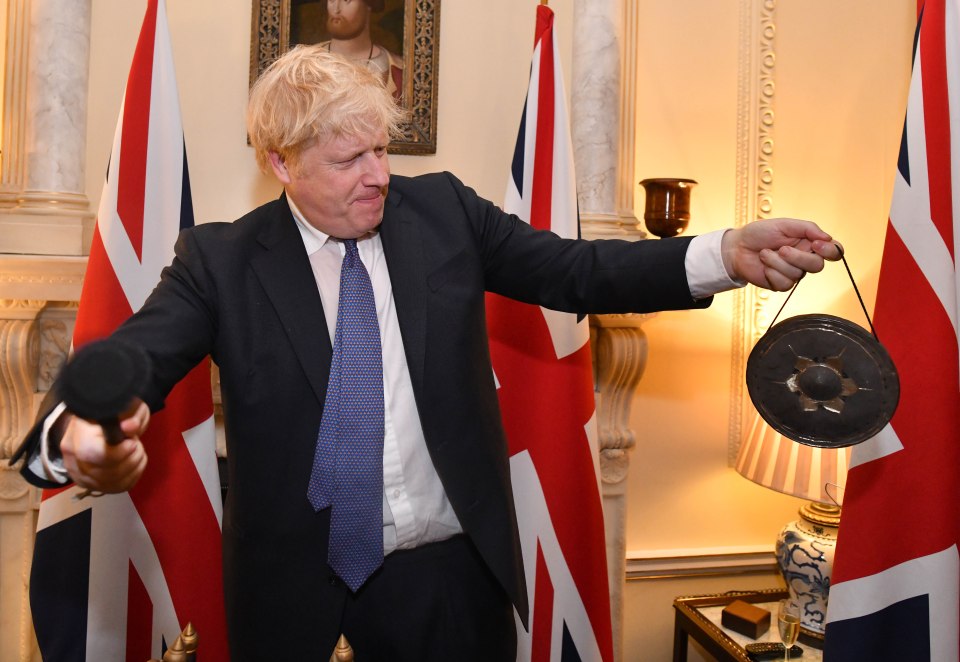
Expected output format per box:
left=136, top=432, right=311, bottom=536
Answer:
left=272, top=130, right=391, bottom=239
left=326, top=0, right=370, bottom=41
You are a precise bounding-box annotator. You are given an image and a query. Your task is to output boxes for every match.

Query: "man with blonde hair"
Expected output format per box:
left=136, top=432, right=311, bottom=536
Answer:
left=16, top=45, right=841, bottom=660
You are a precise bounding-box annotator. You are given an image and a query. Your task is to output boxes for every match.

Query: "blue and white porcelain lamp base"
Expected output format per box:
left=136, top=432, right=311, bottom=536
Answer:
left=775, top=501, right=841, bottom=646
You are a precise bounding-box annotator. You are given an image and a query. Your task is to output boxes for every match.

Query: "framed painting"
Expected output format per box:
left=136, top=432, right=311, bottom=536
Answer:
left=250, top=0, right=441, bottom=155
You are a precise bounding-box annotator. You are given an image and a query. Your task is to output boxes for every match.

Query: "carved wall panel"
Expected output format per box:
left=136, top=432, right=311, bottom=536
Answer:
left=729, top=0, right=778, bottom=464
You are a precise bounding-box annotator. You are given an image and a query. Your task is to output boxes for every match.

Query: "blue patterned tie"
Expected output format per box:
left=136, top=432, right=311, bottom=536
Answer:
left=307, top=238, right=385, bottom=591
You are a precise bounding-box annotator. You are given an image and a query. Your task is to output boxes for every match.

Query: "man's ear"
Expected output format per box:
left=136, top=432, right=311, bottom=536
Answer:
left=268, top=151, right=292, bottom=185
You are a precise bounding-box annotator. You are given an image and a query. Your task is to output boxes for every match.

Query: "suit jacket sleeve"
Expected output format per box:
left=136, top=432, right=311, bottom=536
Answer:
left=10, top=389, right=69, bottom=489
left=429, top=171, right=711, bottom=314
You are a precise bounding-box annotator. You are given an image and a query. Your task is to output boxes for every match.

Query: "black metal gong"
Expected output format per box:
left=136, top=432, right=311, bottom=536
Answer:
left=745, top=313, right=900, bottom=448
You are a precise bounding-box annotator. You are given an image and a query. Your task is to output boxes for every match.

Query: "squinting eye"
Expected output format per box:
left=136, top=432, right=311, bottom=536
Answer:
left=373, top=146, right=387, bottom=157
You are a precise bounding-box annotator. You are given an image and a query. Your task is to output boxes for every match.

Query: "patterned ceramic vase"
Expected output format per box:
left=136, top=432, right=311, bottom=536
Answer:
left=775, top=502, right=841, bottom=640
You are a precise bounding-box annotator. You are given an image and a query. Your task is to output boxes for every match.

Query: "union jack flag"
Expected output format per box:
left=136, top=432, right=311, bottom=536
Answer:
left=28, top=1, right=228, bottom=659
left=824, top=1, right=960, bottom=659
left=486, top=5, right=614, bottom=661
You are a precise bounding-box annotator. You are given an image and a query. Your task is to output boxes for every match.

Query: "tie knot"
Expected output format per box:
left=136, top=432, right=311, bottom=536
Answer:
left=343, top=238, right=359, bottom=257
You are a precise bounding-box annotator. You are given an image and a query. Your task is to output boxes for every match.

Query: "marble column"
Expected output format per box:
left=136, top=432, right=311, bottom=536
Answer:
left=0, top=0, right=93, bottom=256
left=573, top=0, right=643, bottom=240
left=572, top=2, right=650, bottom=660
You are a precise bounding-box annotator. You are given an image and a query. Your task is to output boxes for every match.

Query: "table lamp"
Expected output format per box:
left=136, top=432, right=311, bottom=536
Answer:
left=735, top=412, right=850, bottom=645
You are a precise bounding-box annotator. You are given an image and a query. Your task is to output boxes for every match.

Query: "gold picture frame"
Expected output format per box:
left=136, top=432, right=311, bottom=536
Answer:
left=250, top=0, right=441, bottom=155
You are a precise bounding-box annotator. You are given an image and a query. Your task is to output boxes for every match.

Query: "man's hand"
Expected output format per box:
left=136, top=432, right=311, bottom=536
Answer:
left=59, top=400, right=151, bottom=493
left=721, top=218, right=844, bottom=291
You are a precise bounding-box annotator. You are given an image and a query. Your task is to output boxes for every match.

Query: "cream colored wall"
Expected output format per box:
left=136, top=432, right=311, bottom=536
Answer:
left=83, top=1, right=915, bottom=659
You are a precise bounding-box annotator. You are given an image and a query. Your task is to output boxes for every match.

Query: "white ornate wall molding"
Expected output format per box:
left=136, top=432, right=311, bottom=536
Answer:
left=589, top=312, right=653, bottom=632
left=0, top=255, right=86, bottom=301
left=0, top=304, right=41, bottom=459
left=0, top=299, right=47, bottom=662
left=0, top=463, right=40, bottom=662
left=626, top=545, right=777, bottom=580
left=728, top=0, right=777, bottom=464
left=0, top=300, right=73, bottom=457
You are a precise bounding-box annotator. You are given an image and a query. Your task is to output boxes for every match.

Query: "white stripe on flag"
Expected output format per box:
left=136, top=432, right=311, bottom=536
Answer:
left=947, top=0, right=960, bottom=363
left=849, top=422, right=903, bottom=469
left=540, top=32, right=588, bottom=362
left=183, top=415, right=223, bottom=527
left=101, top=3, right=186, bottom=313
left=84, top=494, right=180, bottom=661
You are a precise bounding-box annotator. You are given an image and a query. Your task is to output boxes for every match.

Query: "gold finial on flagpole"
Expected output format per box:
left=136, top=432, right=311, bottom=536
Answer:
left=540, top=0, right=548, bottom=5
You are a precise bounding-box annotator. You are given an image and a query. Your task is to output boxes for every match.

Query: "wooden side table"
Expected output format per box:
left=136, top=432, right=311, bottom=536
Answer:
left=673, top=589, right=824, bottom=662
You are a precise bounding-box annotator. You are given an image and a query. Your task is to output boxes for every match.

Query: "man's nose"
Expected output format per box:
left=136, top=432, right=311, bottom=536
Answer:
left=362, top=153, right=390, bottom=186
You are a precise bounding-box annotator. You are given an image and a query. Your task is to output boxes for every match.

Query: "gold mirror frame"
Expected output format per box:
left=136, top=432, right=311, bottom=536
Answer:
left=249, top=0, right=440, bottom=155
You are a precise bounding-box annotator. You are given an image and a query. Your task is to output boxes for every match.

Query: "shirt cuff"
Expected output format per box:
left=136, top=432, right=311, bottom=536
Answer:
left=686, top=229, right=747, bottom=300
left=28, top=401, right=71, bottom=485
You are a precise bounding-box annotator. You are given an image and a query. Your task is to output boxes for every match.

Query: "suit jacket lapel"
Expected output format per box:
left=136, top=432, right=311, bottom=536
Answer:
left=249, top=199, right=332, bottom=405
left=380, top=187, right=427, bottom=398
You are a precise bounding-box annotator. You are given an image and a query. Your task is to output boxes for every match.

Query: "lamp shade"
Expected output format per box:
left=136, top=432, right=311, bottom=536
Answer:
left=736, top=412, right=850, bottom=505
left=737, top=412, right=851, bottom=640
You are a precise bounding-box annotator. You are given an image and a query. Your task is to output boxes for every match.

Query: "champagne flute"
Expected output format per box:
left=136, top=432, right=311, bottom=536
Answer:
left=777, top=599, right=801, bottom=661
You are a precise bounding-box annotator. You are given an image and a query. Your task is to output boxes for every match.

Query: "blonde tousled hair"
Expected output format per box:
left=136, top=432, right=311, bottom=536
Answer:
left=247, top=45, right=405, bottom=173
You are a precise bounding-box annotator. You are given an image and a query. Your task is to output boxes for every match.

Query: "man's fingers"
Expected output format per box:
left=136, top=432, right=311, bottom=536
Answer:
left=763, top=267, right=796, bottom=292
left=119, top=400, right=150, bottom=436
left=761, top=248, right=807, bottom=283
left=60, top=412, right=148, bottom=493
left=811, top=239, right=844, bottom=261
left=61, top=417, right=107, bottom=463
left=74, top=439, right=147, bottom=492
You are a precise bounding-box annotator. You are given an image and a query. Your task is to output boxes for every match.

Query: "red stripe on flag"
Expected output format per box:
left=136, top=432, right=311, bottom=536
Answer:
left=73, top=228, right=135, bottom=346
left=530, top=8, right=555, bottom=233
left=919, top=0, right=956, bottom=257
left=125, top=561, right=153, bottom=662
left=116, top=0, right=158, bottom=262
left=531, top=543, right=554, bottom=662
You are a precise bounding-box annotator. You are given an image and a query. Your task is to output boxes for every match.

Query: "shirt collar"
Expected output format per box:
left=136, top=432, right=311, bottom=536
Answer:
left=286, top=195, right=330, bottom=255
left=285, top=194, right=380, bottom=255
